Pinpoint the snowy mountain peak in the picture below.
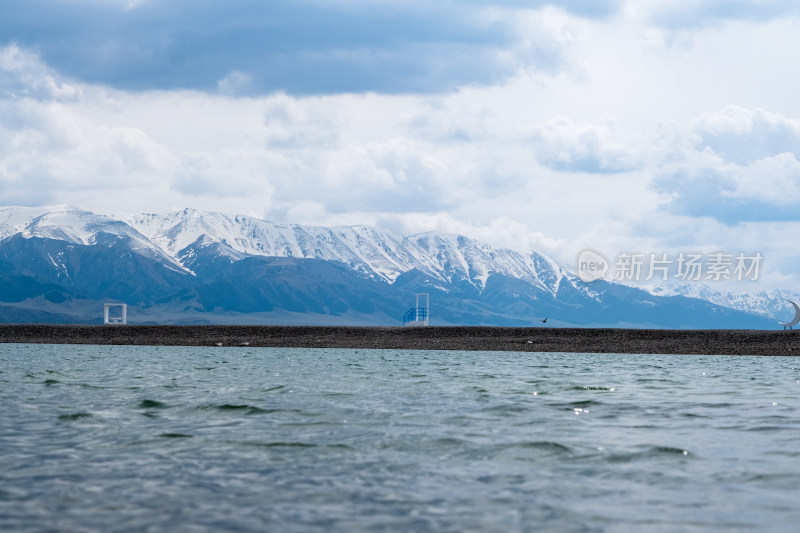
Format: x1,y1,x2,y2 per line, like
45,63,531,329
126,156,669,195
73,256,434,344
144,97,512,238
0,204,80,240
641,282,800,322
0,205,793,327
121,210,416,282
0,205,187,271
3,206,569,293
401,232,561,293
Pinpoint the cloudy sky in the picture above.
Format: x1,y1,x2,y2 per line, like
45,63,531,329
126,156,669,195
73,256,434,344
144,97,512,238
2,0,800,290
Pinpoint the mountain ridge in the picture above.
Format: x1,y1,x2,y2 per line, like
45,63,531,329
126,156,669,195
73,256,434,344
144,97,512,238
0,205,788,328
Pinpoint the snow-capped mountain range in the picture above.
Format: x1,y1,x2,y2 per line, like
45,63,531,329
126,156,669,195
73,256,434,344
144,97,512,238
2,205,566,293
0,205,791,328
643,282,800,323
126,207,569,296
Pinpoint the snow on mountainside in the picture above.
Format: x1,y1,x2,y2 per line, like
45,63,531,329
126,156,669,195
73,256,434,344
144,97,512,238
643,282,800,323
122,208,419,282
121,208,570,291
1,206,793,325
1,206,569,291
2,205,795,327
0,205,185,272
402,233,563,294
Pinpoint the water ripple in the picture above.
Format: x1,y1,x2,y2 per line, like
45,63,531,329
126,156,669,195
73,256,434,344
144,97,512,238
2,344,800,532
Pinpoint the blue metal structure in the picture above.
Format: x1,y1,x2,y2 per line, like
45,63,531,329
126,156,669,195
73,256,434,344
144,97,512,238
403,307,428,325
402,293,429,326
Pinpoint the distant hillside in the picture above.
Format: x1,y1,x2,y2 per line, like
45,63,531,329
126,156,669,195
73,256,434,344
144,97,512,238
0,205,780,328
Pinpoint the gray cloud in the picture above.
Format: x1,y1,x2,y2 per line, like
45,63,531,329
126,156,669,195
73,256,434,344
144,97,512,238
655,108,800,223
269,140,457,215
532,118,640,174
690,107,800,165
0,48,173,206
654,166,800,223
0,0,618,96
644,0,800,28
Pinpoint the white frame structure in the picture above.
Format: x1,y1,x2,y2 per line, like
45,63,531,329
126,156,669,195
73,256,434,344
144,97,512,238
104,303,127,325
416,293,429,326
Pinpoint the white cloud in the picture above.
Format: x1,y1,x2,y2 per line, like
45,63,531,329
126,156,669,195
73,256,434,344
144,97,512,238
216,70,253,96
3,1,800,290
531,117,640,173
654,107,800,223
0,44,80,100
690,106,800,164
728,153,800,204
262,93,343,149
636,0,800,28
0,98,174,205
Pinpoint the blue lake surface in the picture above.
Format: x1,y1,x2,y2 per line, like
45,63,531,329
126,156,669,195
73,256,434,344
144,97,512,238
2,343,800,532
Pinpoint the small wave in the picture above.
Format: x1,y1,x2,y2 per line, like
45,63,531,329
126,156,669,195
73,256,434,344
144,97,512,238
745,425,787,432
482,403,528,414
263,384,287,393
201,404,273,415
510,441,572,454
78,383,108,390
217,404,252,410
421,437,470,448
58,412,92,421
43,379,61,386
697,402,735,409
606,445,690,463
744,472,800,484
281,420,337,427
488,441,574,461
548,399,603,410
159,433,192,438
241,440,348,449
253,441,317,448
443,415,487,426
138,399,168,409
650,446,691,456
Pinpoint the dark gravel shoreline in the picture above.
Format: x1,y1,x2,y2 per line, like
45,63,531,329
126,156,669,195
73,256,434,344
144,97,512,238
1,324,799,355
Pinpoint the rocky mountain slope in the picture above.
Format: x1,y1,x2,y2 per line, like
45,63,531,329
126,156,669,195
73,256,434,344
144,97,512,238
0,205,782,328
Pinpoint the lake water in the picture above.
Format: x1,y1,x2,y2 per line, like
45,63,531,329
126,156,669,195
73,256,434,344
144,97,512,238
2,344,800,532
